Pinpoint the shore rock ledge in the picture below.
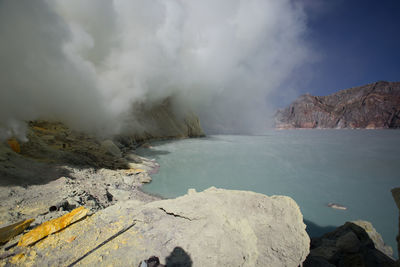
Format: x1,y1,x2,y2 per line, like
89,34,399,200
7,187,310,267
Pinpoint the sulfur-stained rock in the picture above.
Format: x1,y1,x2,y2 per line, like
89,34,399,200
18,206,88,247
7,138,21,153
127,162,152,172
0,218,34,244
6,188,309,267
10,253,25,264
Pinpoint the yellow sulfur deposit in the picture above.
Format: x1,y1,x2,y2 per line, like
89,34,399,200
18,207,89,247
0,218,34,244
7,138,20,153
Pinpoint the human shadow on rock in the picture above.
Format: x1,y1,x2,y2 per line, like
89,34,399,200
138,247,192,267
165,247,192,267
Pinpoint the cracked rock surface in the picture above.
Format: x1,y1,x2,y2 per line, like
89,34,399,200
2,187,310,267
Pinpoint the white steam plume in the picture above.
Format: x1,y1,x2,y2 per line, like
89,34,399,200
0,0,310,138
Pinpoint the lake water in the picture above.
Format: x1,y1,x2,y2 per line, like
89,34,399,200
138,130,400,257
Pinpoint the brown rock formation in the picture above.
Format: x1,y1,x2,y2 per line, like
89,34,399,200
275,81,400,129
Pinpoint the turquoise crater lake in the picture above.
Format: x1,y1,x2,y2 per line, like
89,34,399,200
138,130,400,257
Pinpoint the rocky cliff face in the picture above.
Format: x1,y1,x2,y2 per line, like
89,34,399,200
122,98,205,143
275,81,400,129
0,97,204,189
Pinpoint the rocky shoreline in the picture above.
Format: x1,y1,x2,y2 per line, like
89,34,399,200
0,149,311,266
0,121,399,266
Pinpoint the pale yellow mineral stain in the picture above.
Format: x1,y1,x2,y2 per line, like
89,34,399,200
10,253,25,264
66,235,77,243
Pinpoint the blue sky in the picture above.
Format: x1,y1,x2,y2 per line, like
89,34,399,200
299,0,400,96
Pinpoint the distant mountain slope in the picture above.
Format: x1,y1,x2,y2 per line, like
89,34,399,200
275,81,400,129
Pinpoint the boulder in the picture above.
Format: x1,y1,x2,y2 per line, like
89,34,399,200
7,138,20,153
335,231,360,253
352,220,393,257
6,188,310,267
305,221,396,267
133,187,310,267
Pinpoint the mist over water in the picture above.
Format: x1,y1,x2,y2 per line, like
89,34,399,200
0,0,310,139
138,130,400,257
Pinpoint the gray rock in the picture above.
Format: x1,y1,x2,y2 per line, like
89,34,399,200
123,175,135,185
137,172,152,183
101,140,122,158
107,188,131,201
303,256,335,267
310,245,339,261
6,187,310,267
125,153,143,163
123,97,205,142
336,231,360,253
305,221,396,267
352,220,393,257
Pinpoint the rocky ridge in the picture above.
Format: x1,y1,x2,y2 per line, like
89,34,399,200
275,81,400,129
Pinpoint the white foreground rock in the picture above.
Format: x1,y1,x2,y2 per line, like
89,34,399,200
135,187,310,267
8,187,310,267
